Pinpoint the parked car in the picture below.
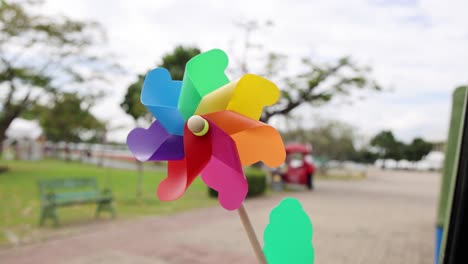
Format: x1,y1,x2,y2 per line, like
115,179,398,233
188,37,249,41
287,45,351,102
281,143,316,190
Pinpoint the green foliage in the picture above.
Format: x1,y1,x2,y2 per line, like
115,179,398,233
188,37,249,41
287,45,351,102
244,167,267,197
283,122,432,163
404,138,433,161
120,74,148,121
351,149,379,164
0,0,115,145
0,159,216,245
371,130,433,161
160,46,201,80
31,93,105,143
208,167,267,198
370,130,402,160
121,45,201,122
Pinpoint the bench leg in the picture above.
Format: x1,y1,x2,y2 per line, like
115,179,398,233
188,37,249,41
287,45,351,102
39,208,46,226
96,201,115,219
40,206,59,227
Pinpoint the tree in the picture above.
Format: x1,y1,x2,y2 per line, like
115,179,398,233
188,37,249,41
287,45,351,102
120,45,201,123
31,93,105,143
0,0,115,152
261,56,381,123
403,138,433,161
120,74,149,122
351,149,379,164
230,20,382,124
370,130,404,160
282,118,359,161
370,131,432,161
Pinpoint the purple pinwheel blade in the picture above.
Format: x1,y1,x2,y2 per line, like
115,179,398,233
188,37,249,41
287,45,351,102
127,120,184,162
149,133,184,161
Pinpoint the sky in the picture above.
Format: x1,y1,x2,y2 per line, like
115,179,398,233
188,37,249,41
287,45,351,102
41,0,468,144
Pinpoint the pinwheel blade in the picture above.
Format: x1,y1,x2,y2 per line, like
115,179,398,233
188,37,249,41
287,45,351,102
196,74,280,120
156,124,212,201
157,159,189,201
201,121,248,211
141,68,185,135
127,120,184,162
203,111,285,167
178,49,230,121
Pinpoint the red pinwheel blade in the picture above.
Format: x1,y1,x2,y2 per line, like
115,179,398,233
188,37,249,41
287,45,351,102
201,121,248,211
157,124,212,201
157,159,188,201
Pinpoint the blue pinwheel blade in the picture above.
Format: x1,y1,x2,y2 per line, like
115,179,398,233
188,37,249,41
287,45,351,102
141,68,185,136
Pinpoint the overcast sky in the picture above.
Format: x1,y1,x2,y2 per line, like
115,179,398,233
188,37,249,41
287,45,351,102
42,0,468,144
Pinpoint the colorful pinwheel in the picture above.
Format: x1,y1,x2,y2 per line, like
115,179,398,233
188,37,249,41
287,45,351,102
127,49,285,211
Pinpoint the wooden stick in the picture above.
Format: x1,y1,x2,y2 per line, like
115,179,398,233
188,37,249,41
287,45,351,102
237,203,267,264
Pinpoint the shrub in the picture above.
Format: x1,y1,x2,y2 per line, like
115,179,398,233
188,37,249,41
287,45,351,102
0,166,8,174
208,167,267,198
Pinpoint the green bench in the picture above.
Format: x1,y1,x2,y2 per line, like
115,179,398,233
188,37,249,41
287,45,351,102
38,178,115,226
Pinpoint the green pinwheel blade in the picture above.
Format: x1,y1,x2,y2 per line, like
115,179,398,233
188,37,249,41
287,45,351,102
178,49,230,121
263,198,314,264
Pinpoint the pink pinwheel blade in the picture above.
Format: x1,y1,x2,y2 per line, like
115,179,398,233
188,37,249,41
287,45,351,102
201,122,248,211
127,120,184,162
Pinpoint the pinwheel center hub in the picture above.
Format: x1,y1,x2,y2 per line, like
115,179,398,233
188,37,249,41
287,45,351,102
187,115,209,136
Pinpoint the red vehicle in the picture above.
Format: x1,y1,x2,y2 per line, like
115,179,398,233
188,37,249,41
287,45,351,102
282,143,315,190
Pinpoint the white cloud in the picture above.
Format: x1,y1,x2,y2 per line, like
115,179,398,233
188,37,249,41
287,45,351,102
41,0,468,143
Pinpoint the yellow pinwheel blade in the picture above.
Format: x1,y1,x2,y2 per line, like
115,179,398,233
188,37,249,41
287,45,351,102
195,74,280,120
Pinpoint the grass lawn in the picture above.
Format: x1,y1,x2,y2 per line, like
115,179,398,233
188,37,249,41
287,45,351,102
0,159,217,245
316,173,366,181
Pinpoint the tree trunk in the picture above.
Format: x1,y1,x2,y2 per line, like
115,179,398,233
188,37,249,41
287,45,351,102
0,133,5,156
0,91,30,156
0,112,18,156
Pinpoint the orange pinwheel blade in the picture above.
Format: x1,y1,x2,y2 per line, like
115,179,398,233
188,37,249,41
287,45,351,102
203,111,285,167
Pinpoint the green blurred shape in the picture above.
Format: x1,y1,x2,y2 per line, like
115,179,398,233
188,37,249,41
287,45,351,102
437,86,468,226
437,86,467,263
177,49,230,120
264,197,314,264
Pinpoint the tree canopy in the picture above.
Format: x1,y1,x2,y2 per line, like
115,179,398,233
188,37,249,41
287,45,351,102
28,93,105,143
283,125,433,163
370,130,402,160
0,0,116,146
403,138,434,162
371,130,433,161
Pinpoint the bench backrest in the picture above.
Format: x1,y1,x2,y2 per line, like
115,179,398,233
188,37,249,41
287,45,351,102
38,178,99,198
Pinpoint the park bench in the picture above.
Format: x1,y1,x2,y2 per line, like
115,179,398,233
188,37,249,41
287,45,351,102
38,178,115,226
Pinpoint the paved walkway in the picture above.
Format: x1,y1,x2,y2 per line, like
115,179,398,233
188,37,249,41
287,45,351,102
0,169,439,264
